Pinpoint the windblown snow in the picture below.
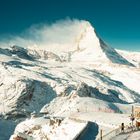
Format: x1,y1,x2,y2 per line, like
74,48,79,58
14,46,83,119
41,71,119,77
0,20,140,140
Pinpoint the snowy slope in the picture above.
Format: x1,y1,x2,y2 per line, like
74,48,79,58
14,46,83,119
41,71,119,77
0,20,140,140
117,49,140,67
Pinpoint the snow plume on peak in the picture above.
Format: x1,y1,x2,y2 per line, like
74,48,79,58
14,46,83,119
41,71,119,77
0,19,134,66
1,19,88,49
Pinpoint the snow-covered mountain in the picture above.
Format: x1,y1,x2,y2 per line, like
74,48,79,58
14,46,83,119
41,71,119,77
23,21,134,66
0,20,140,140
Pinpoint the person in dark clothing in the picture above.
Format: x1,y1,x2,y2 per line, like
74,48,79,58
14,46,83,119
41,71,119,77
121,123,124,132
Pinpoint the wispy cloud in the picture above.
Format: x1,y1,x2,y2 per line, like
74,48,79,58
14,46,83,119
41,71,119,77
0,18,88,49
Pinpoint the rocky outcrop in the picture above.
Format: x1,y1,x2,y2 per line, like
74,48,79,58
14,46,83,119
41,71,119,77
10,45,34,61
0,77,56,118
28,49,61,61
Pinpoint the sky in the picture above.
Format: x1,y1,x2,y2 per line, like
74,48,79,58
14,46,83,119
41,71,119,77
0,0,140,51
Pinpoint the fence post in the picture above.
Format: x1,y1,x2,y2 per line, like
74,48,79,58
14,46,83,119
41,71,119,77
100,129,103,140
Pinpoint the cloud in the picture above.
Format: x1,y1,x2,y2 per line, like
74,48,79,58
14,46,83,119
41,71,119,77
0,18,88,49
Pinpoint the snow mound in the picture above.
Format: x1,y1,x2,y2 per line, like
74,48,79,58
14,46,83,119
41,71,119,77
10,117,97,140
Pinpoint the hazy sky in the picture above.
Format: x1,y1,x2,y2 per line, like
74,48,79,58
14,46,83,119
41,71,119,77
0,0,140,51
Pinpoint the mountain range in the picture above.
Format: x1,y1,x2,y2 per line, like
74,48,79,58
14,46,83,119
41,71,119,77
0,20,140,140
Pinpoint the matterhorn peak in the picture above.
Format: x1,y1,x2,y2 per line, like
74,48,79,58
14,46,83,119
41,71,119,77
60,20,131,66
5,20,133,66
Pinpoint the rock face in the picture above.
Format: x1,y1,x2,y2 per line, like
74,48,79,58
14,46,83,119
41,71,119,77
0,72,56,118
10,45,34,61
